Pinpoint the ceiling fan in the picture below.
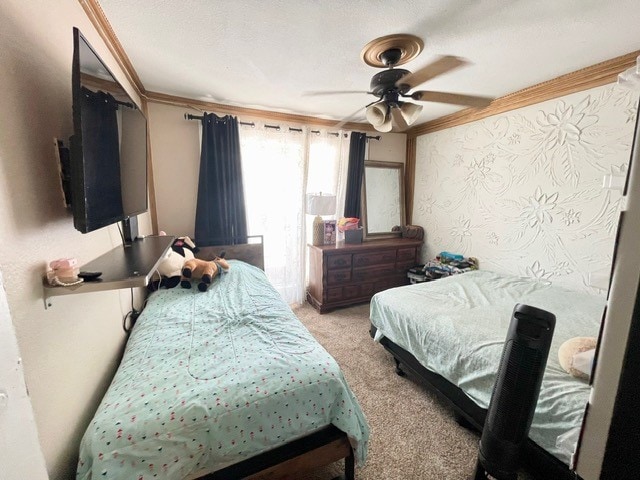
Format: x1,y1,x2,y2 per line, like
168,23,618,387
307,34,494,132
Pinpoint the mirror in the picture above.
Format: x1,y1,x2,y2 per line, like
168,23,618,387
361,161,405,240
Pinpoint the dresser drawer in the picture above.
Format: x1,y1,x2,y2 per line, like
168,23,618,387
327,268,351,285
397,247,417,262
353,250,396,267
326,287,343,301
360,282,375,297
327,254,352,269
374,275,408,293
343,285,360,299
352,264,396,282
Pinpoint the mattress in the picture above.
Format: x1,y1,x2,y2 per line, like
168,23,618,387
370,270,604,464
77,260,369,480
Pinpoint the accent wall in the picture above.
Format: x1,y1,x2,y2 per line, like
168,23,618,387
413,84,638,294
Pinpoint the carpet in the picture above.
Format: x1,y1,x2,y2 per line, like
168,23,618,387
291,302,536,480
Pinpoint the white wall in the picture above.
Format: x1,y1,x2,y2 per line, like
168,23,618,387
0,271,47,479
0,1,151,478
412,84,637,293
147,101,406,237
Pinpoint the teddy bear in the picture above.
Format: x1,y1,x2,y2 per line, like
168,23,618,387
180,254,230,292
148,236,199,291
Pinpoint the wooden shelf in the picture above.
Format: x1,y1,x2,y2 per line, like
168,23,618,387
43,235,174,308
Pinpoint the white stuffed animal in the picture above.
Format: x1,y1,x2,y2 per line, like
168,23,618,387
149,236,199,290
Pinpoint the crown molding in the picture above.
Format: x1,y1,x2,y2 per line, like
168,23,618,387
79,0,146,98
145,91,376,131
407,50,640,138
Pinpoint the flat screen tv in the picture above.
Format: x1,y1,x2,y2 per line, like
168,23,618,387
70,27,148,234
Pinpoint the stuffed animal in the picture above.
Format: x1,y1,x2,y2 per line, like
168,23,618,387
148,236,199,291
181,254,230,292
558,336,597,380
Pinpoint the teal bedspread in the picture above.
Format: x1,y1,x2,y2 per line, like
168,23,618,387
370,270,604,465
77,260,368,480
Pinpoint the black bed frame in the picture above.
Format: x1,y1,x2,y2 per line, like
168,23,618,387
370,325,579,480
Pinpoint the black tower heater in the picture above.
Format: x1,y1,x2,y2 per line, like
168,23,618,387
473,303,556,480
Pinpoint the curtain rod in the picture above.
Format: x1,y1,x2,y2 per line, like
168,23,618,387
184,113,254,127
310,130,349,138
116,99,136,110
183,113,377,139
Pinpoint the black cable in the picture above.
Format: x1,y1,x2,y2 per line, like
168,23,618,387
122,310,133,333
122,288,140,334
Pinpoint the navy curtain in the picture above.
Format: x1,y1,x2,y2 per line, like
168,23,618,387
344,132,367,218
194,113,248,246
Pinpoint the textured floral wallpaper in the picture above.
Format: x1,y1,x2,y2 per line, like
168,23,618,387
414,84,638,294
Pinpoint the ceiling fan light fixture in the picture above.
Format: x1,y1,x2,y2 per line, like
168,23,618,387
365,102,388,127
373,113,393,133
399,102,423,125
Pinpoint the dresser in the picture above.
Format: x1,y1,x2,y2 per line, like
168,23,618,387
307,238,422,313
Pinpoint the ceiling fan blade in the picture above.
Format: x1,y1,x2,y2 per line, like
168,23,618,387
333,106,366,130
411,90,494,108
390,107,409,132
395,55,469,90
302,90,372,96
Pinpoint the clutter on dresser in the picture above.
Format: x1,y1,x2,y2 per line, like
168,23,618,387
338,217,362,244
401,224,425,240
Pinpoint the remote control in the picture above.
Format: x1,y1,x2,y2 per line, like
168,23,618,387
78,271,102,280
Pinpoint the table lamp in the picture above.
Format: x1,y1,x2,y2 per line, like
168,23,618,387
306,193,336,246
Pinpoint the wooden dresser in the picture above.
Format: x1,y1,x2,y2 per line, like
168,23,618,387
307,238,422,313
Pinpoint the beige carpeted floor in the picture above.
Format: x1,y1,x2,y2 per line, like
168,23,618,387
291,302,535,480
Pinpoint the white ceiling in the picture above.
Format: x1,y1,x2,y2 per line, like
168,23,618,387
98,0,640,126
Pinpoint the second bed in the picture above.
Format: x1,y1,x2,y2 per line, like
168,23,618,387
370,269,604,478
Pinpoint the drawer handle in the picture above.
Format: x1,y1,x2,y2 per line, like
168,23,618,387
335,273,347,281
335,259,346,266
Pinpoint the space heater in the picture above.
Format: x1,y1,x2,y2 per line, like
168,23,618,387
473,303,556,480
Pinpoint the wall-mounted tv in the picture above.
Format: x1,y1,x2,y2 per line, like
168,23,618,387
70,27,147,234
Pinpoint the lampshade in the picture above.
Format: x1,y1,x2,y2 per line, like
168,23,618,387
306,193,336,216
399,102,423,125
373,113,393,132
365,102,388,127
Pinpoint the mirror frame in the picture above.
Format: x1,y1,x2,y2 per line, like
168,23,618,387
361,160,406,240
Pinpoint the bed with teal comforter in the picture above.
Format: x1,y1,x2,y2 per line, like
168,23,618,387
77,260,369,480
370,270,604,466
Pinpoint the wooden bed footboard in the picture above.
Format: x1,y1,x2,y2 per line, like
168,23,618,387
199,425,354,480
370,324,575,480
196,235,265,271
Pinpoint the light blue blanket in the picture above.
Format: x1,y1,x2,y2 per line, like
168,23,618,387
370,270,603,464
77,260,369,479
